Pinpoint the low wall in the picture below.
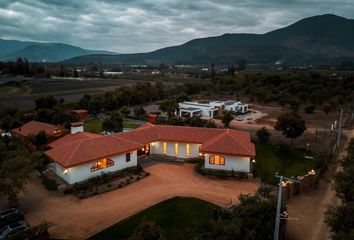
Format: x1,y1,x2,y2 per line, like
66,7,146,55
282,172,317,201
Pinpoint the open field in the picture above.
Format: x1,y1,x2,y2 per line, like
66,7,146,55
0,77,146,109
89,197,217,240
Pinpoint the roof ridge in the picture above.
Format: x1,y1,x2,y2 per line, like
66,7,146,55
111,135,142,146
65,140,84,166
227,131,253,154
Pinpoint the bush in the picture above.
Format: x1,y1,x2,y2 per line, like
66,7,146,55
304,105,316,114
256,127,271,143
41,177,58,191
63,188,73,195
185,158,204,164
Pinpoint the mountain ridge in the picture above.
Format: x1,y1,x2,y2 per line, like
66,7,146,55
0,39,118,62
66,14,354,66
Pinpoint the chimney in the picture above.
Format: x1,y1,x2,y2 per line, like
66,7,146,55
70,122,84,134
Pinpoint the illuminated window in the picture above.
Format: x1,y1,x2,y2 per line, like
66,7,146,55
126,153,131,162
209,155,225,165
186,144,190,156
90,158,114,172
174,143,179,155
163,142,167,155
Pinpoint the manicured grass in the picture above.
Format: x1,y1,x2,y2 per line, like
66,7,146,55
84,119,103,133
88,197,218,240
123,122,140,129
255,143,315,185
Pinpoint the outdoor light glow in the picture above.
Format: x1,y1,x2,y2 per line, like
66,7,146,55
63,168,68,174
308,169,316,175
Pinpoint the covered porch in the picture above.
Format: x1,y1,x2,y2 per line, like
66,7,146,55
178,107,202,118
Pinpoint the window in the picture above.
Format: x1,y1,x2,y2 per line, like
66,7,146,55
90,158,114,172
174,143,178,155
163,142,167,155
126,153,131,162
209,155,225,165
186,144,190,156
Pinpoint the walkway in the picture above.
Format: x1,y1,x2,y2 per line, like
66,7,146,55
18,163,259,239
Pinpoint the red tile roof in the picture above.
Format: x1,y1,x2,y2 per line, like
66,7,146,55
70,109,88,114
46,122,255,168
46,135,142,168
200,129,255,157
49,132,102,149
71,122,84,127
12,120,61,137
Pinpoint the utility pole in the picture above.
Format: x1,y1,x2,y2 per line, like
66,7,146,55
274,174,300,240
337,108,343,148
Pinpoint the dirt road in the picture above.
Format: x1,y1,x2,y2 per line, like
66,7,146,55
286,128,354,240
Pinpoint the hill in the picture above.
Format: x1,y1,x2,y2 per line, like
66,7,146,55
0,39,117,62
67,14,354,66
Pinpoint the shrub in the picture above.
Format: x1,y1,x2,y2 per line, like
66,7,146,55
41,177,58,191
304,105,316,114
256,127,271,143
63,188,73,194
185,158,204,164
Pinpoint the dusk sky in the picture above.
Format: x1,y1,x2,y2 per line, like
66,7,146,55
0,0,353,53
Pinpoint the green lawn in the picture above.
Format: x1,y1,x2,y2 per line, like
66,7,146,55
88,197,218,240
123,122,140,129
255,143,315,185
84,119,103,133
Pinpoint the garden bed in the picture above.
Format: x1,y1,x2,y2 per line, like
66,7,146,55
64,166,150,199
187,158,250,180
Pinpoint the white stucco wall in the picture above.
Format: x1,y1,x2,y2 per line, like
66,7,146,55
55,151,138,184
150,141,200,158
204,153,251,172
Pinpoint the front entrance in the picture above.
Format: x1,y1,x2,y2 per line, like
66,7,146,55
137,144,150,157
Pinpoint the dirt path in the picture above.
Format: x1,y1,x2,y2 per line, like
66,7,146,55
286,128,354,240
15,163,258,240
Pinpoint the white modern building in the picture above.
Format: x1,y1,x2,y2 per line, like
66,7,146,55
178,100,248,118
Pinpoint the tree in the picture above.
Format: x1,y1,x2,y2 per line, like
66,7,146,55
120,106,131,118
102,111,123,133
134,107,148,120
274,112,306,144
35,95,58,109
29,131,48,147
131,220,165,240
222,111,234,127
206,120,217,128
0,153,34,205
73,68,79,78
325,139,354,239
159,99,178,117
211,63,216,83
228,64,236,77
188,116,204,127
256,127,271,143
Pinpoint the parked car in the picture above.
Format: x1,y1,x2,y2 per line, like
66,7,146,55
0,208,24,229
236,116,244,121
0,221,29,239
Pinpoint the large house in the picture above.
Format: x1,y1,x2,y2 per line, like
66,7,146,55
45,123,255,184
178,100,249,118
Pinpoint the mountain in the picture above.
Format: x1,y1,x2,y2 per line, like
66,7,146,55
0,39,117,62
67,14,354,66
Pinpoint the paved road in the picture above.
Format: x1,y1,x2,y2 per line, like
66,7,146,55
18,163,258,239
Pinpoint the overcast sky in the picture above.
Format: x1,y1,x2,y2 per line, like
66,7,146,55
0,0,353,53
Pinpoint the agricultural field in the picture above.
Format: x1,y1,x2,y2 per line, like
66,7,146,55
0,77,146,109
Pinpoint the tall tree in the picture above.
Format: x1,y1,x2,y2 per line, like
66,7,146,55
274,112,306,144
222,111,234,127
102,111,123,133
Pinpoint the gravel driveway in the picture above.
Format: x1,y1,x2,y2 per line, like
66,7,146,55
18,163,259,239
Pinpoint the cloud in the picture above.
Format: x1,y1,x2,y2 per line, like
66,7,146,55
0,0,353,53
